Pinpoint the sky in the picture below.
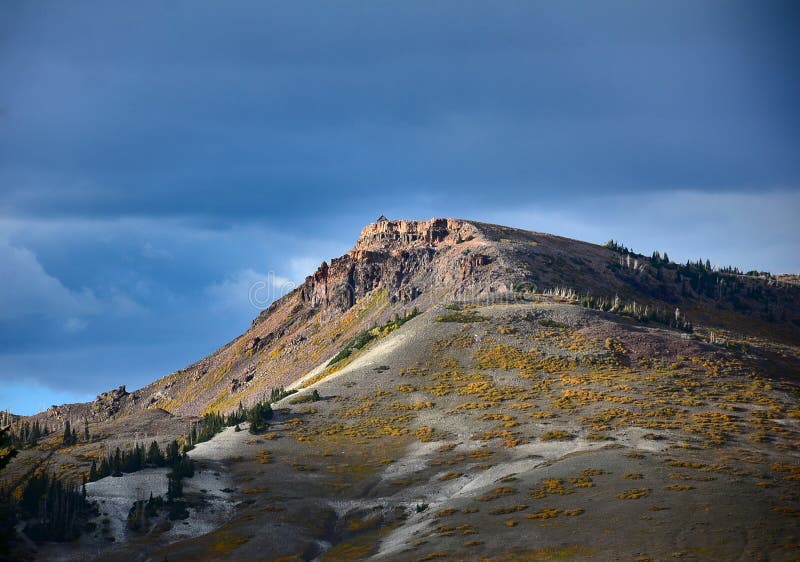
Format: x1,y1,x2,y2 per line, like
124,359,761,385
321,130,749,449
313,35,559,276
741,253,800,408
1,1,798,415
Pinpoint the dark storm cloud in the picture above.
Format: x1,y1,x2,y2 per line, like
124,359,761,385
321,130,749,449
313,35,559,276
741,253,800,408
0,1,798,413
2,1,798,223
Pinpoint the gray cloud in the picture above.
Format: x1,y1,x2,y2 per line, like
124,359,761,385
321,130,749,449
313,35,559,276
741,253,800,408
0,238,100,321
0,1,798,414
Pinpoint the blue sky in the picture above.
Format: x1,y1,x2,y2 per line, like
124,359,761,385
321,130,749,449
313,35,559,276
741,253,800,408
1,1,798,414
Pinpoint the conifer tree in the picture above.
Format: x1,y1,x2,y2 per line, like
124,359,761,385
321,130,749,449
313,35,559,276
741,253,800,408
147,440,164,466
62,421,72,446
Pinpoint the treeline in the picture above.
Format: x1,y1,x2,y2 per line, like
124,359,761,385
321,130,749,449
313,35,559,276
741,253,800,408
578,293,693,332
604,239,637,256
88,439,184,481
605,240,788,322
121,393,291,534
4,417,94,450
17,472,95,542
13,444,194,545
61,419,90,446
608,239,777,281
3,387,294,551
6,419,51,449
543,287,692,332
187,394,284,443
86,389,291,485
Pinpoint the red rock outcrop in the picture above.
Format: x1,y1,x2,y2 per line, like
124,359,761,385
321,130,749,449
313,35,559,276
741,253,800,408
297,218,498,318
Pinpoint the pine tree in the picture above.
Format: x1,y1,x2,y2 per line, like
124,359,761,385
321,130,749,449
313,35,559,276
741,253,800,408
147,441,164,466
83,418,89,442
167,473,182,500
62,421,72,446
0,425,18,472
113,447,122,476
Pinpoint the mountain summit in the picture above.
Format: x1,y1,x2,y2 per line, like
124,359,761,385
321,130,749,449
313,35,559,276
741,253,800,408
71,217,797,419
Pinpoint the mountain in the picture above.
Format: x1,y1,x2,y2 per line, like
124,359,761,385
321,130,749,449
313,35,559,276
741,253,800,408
3,218,800,561
37,218,800,423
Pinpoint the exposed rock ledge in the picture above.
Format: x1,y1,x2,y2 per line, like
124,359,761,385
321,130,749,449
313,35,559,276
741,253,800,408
353,218,479,250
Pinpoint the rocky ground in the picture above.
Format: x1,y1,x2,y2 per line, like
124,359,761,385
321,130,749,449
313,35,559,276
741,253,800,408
83,300,800,561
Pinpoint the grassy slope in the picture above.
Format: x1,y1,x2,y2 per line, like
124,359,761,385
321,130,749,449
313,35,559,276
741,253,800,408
141,300,800,561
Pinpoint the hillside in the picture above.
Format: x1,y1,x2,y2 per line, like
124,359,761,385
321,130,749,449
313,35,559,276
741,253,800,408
2,218,800,561
32,218,800,424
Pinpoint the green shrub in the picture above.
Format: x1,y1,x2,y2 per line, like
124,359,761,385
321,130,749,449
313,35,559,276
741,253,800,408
540,430,573,441
436,311,486,323
289,389,321,404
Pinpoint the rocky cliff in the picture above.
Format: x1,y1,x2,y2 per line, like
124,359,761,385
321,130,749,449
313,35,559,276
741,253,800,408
293,218,504,319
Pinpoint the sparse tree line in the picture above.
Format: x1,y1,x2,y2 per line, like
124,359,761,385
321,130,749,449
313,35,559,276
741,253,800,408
2,414,95,450
607,239,783,283
544,287,693,332
0,387,294,550
578,293,693,332
605,240,790,322
85,390,287,485
0,440,194,549
87,439,185,481
61,418,90,446
14,471,95,543
187,391,288,442
5,417,51,449
1,424,94,546
119,392,292,535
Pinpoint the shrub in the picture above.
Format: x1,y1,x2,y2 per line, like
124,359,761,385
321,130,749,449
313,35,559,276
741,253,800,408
436,311,486,323
616,488,650,500
289,389,320,404
540,430,573,441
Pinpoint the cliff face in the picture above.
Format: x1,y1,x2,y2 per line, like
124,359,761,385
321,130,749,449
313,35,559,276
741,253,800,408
105,218,511,416
295,218,506,319
353,218,476,249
